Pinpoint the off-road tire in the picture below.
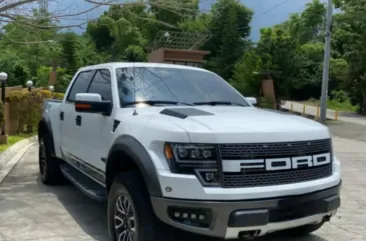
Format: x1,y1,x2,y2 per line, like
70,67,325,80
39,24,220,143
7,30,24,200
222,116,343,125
39,134,64,185
108,171,184,241
282,222,324,237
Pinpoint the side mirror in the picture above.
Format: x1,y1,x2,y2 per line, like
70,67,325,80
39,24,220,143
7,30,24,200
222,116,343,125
75,93,112,116
245,97,257,106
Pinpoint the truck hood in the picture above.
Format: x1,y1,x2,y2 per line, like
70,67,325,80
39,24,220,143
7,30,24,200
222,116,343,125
125,106,331,143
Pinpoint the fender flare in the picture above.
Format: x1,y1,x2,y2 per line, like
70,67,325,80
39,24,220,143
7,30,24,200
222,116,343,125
38,117,56,157
107,135,163,197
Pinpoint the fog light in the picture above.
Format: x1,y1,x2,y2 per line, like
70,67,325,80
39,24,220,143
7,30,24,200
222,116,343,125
195,169,220,187
168,207,212,228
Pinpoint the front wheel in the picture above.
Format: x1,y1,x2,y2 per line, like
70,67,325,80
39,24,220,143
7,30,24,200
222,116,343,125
107,171,179,241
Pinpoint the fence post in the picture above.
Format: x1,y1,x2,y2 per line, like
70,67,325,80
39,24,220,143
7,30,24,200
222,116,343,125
302,104,306,115
315,106,320,120
290,103,293,111
335,109,338,120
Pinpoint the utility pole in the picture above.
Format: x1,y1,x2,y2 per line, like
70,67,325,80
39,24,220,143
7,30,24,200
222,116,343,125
319,0,333,123
38,0,48,16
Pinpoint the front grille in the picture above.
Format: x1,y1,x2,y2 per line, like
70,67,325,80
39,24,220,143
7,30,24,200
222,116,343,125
222,164,332,188
219,139,332,188
219,139,331,160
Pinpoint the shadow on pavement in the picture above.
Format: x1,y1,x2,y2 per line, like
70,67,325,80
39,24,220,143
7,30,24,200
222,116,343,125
35,176,110,241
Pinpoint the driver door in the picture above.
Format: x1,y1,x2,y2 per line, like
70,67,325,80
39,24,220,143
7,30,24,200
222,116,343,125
60,70,95,164
75,68,115,183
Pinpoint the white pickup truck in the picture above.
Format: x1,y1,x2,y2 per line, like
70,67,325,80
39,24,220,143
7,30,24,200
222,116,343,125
38,62,341,241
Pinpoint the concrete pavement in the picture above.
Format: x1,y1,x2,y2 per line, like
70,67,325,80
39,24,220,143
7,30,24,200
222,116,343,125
0,136,365,241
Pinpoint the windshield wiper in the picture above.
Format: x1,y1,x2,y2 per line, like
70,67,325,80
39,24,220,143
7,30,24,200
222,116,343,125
193,101,246,106
122,100,194,107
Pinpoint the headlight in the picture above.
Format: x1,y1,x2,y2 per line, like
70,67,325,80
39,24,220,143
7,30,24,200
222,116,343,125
164,143,221,187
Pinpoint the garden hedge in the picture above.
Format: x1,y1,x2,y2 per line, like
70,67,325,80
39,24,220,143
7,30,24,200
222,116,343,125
7,89,64,133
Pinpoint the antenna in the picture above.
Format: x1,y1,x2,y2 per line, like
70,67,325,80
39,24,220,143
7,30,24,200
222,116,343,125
132,62,138,116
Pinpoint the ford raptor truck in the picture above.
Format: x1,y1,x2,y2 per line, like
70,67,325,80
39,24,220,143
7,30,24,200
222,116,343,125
38,62,341,241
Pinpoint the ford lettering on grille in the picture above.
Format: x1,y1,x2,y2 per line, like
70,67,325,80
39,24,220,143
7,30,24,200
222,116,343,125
265,153,331,171
222,153,331,172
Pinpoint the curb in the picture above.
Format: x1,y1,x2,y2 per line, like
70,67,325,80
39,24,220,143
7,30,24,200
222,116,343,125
0,135,38,184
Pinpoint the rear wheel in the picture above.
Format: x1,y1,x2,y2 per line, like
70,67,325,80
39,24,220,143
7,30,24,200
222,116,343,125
39,135,64,185
282,222,324,237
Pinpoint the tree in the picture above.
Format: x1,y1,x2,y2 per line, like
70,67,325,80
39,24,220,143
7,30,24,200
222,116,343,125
149,0,199,29
0,10,62,81
0,50,29,86
86,16,116,53
256,27,301,99
75,36,106,67
60,33,78,75
123,45,147,62
231,50,263,97
331,0,366,113
200,0,253,80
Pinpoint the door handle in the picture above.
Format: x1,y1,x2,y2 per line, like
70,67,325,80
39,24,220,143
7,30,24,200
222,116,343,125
59,111,64,121
75,115,82,126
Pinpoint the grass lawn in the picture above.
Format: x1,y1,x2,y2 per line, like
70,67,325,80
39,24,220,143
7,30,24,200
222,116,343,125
0,133,36,153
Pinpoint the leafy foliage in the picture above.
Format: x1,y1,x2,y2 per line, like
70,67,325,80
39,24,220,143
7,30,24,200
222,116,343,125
231,50,262,97
7,89,64,133
2,0,366,115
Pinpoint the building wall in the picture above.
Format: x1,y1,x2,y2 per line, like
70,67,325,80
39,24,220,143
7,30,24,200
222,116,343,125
148,48,210,66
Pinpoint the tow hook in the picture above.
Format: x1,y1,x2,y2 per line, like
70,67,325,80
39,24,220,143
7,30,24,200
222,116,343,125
323,214,332,222
239,230,260,240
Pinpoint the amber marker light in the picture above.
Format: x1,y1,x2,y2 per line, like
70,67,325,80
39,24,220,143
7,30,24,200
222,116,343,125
76,103,91,109
164,143,174,160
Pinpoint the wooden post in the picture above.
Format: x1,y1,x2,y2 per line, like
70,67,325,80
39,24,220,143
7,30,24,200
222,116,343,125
302,105,306,115
290,103,293,111
335,109,338,120
316,106,320,120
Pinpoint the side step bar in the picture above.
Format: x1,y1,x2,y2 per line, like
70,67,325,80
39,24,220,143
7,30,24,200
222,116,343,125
60,163,107,202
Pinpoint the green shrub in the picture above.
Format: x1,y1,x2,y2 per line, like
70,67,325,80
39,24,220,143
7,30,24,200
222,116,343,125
328,90,359,113
7,89,64,133
258,97,275,109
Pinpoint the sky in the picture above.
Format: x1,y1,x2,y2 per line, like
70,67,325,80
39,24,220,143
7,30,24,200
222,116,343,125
49,0,325,41
242,0,323,41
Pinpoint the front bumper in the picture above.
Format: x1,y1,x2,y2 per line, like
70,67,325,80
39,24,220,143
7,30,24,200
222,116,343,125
151,181,341,239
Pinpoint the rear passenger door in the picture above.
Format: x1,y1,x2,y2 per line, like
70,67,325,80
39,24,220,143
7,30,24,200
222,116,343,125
77,68,115,182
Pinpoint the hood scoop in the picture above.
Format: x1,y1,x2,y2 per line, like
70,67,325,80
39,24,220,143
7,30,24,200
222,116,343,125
160,108,214,119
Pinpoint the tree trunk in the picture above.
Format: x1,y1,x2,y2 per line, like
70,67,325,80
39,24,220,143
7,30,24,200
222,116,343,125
48,64,58,86
361,93,366,115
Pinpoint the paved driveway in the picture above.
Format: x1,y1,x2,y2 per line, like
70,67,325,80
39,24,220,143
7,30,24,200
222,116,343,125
0,134,365,241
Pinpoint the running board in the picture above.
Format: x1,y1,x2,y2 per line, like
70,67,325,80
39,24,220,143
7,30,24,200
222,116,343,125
60,164,107,202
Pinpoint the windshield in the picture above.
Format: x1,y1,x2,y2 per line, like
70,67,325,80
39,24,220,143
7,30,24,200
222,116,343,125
115,67,249,107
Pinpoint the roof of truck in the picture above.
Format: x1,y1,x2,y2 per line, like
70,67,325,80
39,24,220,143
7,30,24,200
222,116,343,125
78,62,211,73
